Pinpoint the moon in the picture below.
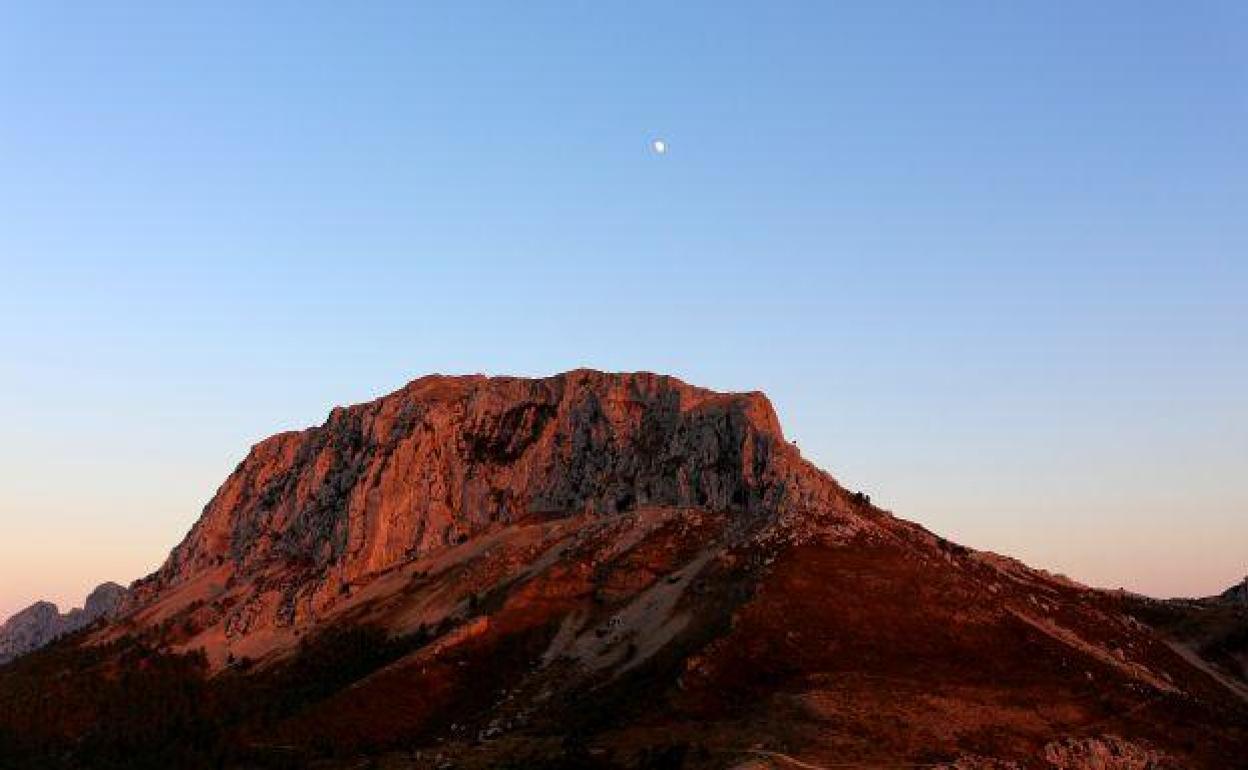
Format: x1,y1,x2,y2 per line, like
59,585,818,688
651,139,667,155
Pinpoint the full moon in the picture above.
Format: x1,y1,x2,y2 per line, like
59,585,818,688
651,139,667,155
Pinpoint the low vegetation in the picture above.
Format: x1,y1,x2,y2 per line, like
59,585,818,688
0,625,428,769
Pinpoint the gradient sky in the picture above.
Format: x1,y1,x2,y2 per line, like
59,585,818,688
1,2,1245,621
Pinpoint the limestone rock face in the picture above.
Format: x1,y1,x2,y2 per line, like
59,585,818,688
127,370,838,623
0,603,61,664
0,582,127,664
80,582,127,621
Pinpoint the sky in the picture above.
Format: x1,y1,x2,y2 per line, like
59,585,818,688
0,1,1245,621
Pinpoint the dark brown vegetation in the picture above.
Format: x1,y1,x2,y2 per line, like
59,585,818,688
0,625,436,769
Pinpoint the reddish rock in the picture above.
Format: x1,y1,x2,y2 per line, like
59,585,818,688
125,370,839,639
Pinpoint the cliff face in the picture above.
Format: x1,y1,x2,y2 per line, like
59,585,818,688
128,370,838,625
0,583,126,665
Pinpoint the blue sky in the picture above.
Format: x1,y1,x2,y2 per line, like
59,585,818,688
1,2,1245,618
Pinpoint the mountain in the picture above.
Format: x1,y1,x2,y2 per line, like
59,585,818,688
1,371,1245,769
115,369,808,668
0,582,127,665
1223,578,1248,605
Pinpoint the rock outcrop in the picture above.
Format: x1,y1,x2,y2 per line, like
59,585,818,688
0,582,127,665
125,370,838,636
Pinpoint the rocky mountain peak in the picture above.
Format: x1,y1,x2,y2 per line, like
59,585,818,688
112,370,851,657
0,583,128,665
131,371,822,604
82,582,127,617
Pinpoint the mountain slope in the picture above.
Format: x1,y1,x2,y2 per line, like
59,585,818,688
2,371,1245,769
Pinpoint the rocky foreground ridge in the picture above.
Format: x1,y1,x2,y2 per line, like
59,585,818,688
0,582,126,665
2,371,1245,769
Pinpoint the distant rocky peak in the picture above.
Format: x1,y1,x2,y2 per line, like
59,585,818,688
0,582,129,665
83,582,127,616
